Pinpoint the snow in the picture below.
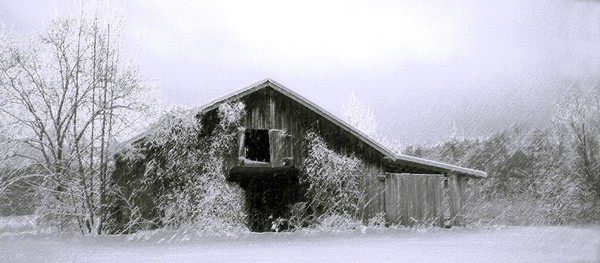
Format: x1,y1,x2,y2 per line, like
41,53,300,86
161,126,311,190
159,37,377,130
1,226,599,262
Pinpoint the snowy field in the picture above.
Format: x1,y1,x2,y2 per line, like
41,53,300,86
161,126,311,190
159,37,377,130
0,217,599,263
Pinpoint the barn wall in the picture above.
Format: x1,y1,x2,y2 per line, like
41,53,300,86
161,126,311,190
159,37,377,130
384,173,444,226
447,175,469,226
221,87,387,219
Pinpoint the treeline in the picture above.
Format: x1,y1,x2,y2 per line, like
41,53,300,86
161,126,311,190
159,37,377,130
403,87,600,225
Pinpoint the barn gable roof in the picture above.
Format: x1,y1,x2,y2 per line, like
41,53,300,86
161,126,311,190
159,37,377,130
199,79,487,178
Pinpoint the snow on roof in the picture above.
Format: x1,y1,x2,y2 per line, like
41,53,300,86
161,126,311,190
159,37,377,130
393,154,487,177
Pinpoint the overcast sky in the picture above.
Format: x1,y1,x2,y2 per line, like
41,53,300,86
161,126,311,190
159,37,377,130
2,0,599,145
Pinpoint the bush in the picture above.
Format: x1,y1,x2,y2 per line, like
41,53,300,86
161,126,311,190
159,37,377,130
367,212,386,228
271,202,310,231
301,131,366,217
465,196,549,226
314,213,363,231
270,131,369,231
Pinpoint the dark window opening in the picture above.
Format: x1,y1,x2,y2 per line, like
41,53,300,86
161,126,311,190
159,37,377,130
245,129,270,162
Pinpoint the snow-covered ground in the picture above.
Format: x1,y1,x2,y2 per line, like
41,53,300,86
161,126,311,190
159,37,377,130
0,218,598,263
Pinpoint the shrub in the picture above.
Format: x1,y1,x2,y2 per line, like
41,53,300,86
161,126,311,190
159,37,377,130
273,131,368,230
271,202,310,231
315,213,363,231
367,212,386,228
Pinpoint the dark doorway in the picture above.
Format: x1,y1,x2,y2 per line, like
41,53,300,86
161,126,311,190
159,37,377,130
228,167,299,232
244,129,270,162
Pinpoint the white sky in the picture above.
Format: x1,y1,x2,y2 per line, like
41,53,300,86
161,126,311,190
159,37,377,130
2,0,599,145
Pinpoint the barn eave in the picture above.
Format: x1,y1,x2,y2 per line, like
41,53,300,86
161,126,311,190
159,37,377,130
385,154,487,178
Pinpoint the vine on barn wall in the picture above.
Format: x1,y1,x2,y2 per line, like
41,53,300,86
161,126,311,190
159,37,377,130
107,102,247,233
281,130,369,230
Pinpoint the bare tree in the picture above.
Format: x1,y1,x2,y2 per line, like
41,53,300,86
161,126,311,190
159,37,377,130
555,87,600,200
343,92,378,138
0,9,152,234
342,92,403,153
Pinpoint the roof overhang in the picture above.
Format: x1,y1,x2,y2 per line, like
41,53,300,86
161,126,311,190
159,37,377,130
385,154,487,178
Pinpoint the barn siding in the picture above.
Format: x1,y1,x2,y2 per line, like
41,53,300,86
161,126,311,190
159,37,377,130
224,88,388,219
238,89,386,164
384,173,444,226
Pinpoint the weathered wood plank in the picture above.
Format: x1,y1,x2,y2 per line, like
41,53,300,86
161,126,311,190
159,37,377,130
435,176,443,227
410,176,417,225
269,96,275,128
397,175,404,225
456,176,468,226
383,173,446,227
418,176,427,222
436,176,444,227
425,177,434,222
237,128,245,166
384,173,394,223
269,129,283,167
408,176,416,224
448,175,461,226
378,173,386,214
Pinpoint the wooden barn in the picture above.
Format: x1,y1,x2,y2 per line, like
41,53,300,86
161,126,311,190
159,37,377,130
114,79,486,232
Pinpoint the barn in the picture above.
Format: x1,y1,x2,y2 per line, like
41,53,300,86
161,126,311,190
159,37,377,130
112,79,486,232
